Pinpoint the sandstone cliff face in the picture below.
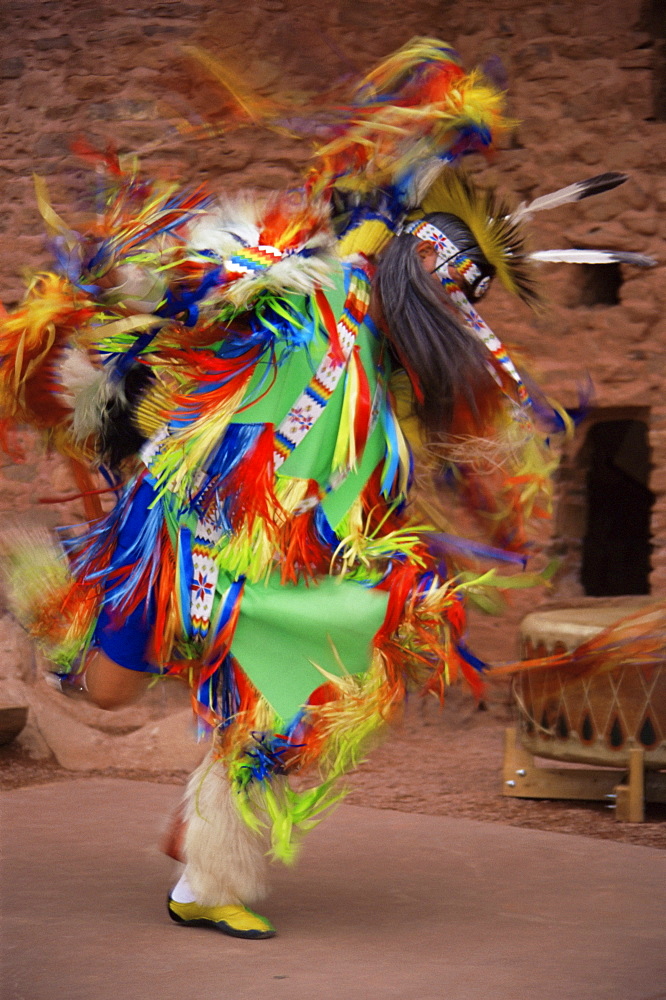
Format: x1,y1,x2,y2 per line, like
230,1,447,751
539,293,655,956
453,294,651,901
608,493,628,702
0,1,664,763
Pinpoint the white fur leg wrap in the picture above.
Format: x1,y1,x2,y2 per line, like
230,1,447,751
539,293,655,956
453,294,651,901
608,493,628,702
182,751,270,907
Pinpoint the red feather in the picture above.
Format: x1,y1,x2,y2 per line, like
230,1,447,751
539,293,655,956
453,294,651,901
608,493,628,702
315,287,345,366
222,424,279,535
278,481,330,584
351,344,372,460
148,522,177,666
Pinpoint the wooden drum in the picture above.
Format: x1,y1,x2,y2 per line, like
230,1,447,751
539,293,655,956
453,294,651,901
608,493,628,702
516,604,666,769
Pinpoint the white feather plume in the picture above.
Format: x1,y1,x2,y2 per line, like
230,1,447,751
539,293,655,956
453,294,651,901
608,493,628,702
187,195,263,256
408,157,447,207
530,249,657,267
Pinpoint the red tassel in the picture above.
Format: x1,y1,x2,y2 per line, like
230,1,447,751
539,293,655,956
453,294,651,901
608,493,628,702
279,482,329,584
67,458,104,521
164,343,262,387
404,60,465,106
156,346,262,438
315,287,345,366
71,138,123,176
458,654,485,700
148,522,176,666
351,344,372,460
373,561,420,646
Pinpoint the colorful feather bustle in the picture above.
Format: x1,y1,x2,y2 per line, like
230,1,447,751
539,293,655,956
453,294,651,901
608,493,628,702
0,274,99,461
3,527,99,673
307,38,510,200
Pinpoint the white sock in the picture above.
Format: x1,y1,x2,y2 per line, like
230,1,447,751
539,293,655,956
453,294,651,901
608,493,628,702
170,870,197,904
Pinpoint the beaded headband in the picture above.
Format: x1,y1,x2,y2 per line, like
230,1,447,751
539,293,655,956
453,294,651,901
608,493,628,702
403,218,494,301
403,219,481,279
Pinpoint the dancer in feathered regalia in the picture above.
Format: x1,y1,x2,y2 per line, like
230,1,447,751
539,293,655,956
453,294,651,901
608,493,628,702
0,39,653,938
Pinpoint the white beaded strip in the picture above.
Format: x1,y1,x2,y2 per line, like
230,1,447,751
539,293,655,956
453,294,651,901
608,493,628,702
402,219,482,282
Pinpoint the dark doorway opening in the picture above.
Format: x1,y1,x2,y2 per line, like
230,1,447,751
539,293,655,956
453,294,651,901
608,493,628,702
576,263,623,306
581,419,654,596
638,0,666,120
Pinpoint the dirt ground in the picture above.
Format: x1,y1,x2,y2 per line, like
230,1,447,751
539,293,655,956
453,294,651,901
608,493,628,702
345,686,666,850
3,676,665,851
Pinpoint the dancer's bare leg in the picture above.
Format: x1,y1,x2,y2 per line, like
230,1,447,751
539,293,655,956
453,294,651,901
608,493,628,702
84,648,151,710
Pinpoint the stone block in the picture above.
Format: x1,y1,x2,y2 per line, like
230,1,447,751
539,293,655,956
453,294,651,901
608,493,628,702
141,23,182,37
86,102,118,122
33,35,74,51
0,57,25,79
44,104,81,122
569,221,649,253
33,132,72,158
557,38,603,60
544,5,576,35
622,300,662,329
0,208,17,235
512,40,553,73
66,75,117,101
647,470,666,495
570,138,606,168
17,71,64,109
620,178,653,213
619,50,653,71
606,138,653,171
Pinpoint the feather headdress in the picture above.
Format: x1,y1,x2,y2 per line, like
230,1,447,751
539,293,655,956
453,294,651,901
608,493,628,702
512,172,628,224
407,170,656,307
416,171,538,306
530,249,656,267
517,173,658,271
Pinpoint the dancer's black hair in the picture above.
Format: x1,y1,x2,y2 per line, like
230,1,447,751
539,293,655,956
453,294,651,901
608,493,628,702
374,212,496,435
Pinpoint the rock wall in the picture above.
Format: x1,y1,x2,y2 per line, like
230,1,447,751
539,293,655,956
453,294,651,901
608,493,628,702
0,0,665,762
